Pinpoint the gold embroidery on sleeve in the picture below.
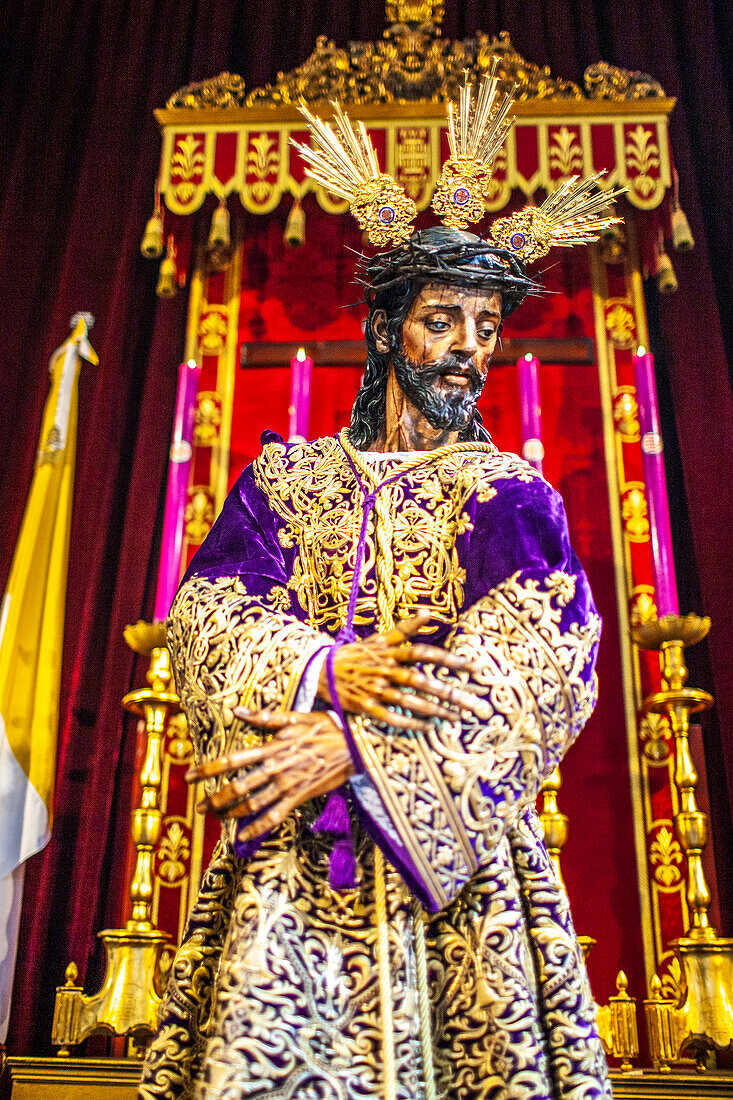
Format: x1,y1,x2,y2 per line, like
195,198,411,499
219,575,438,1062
348,570,600,904
167,575,332,775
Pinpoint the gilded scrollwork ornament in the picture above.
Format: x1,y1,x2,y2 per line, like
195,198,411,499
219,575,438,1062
584,60,666,100
166,8,589,111
490,173,625,263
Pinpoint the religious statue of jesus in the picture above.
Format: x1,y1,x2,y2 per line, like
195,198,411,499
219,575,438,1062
140,81,621,1099
138,223,609,1100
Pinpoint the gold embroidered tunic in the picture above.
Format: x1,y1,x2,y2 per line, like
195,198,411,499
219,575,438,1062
139,434,609,1100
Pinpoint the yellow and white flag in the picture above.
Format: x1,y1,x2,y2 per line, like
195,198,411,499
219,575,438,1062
0,314,97,1040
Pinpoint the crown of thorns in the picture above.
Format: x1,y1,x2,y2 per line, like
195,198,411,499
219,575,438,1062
357,235,540,315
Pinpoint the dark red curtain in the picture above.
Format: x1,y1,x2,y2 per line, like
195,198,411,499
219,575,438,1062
1,0,731,1056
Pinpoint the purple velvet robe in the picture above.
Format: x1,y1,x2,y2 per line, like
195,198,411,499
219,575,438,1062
140,431,610,1100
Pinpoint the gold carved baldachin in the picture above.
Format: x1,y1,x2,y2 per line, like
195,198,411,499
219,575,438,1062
167,0,667,111
169,0,680,113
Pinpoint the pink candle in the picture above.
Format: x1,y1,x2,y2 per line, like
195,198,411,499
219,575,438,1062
517,353,544,475
632,346,679,618
154,359,202,621
288,347,313,441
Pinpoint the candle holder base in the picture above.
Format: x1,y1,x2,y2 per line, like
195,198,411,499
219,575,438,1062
634,613,732,1061
644,936,733,1070
51,621,178,1051
673,934,733,1051
51,928,169,1049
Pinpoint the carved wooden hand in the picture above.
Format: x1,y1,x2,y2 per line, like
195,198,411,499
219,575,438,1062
186,613,489,838
187,710,353,839
317,611,488,731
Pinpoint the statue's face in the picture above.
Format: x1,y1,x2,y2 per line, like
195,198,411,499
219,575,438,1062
392,282,502,432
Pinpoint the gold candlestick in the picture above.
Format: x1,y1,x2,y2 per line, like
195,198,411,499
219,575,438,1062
52,622,176,1049
539,766,568,887
538,771,639,1069
634,614,733,1058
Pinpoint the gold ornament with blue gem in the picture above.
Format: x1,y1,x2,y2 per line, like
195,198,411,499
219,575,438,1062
292,102,418,247
431,63,516,230
490,173,625,262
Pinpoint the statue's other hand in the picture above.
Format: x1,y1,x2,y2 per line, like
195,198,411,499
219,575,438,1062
185,710,353,841
317,611,489,731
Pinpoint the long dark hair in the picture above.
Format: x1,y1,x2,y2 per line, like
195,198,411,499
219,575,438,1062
348,278,492,447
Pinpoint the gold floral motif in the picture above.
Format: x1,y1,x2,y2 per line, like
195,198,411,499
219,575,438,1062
194,391,222,447
605,300,636,349
139,842,239,1096
158,820,191,885
431,71,515,230
184,27,583,109
246,134,279,202
185,487,215,543
142,440,610,1098
171,134,204,203
165,18,669,113
167,575,331,778
629,584,657,627
625,125,660,199
660,955,683,1002
613,387,640,439
491,172,624,264
549,126,583,177
431,158,487,230
351,175,417,246
197,308,228,355
142,801,609,1098
621,484,649,542
292,102,418,246
640,712,670,763
351,571,600,904
263,584,291,612
650,825,683,887
166,712,194,762
385,0,444,23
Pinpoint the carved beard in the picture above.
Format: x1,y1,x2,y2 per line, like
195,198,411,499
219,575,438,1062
392,343,486,432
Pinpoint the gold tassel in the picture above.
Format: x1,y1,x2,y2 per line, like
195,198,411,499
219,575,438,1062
656,243,678,295
207,198,232,269
156,235,177,299
140,204,164,258
284,197,305,247
671,204,694,251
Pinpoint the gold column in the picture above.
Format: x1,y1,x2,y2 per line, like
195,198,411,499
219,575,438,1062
634,614,733,1059
52,623,177,1049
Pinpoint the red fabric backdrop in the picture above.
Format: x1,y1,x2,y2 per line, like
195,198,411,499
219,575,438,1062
1,0,732,1056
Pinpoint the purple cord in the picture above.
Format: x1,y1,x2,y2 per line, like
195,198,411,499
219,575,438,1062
314,441,431,891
